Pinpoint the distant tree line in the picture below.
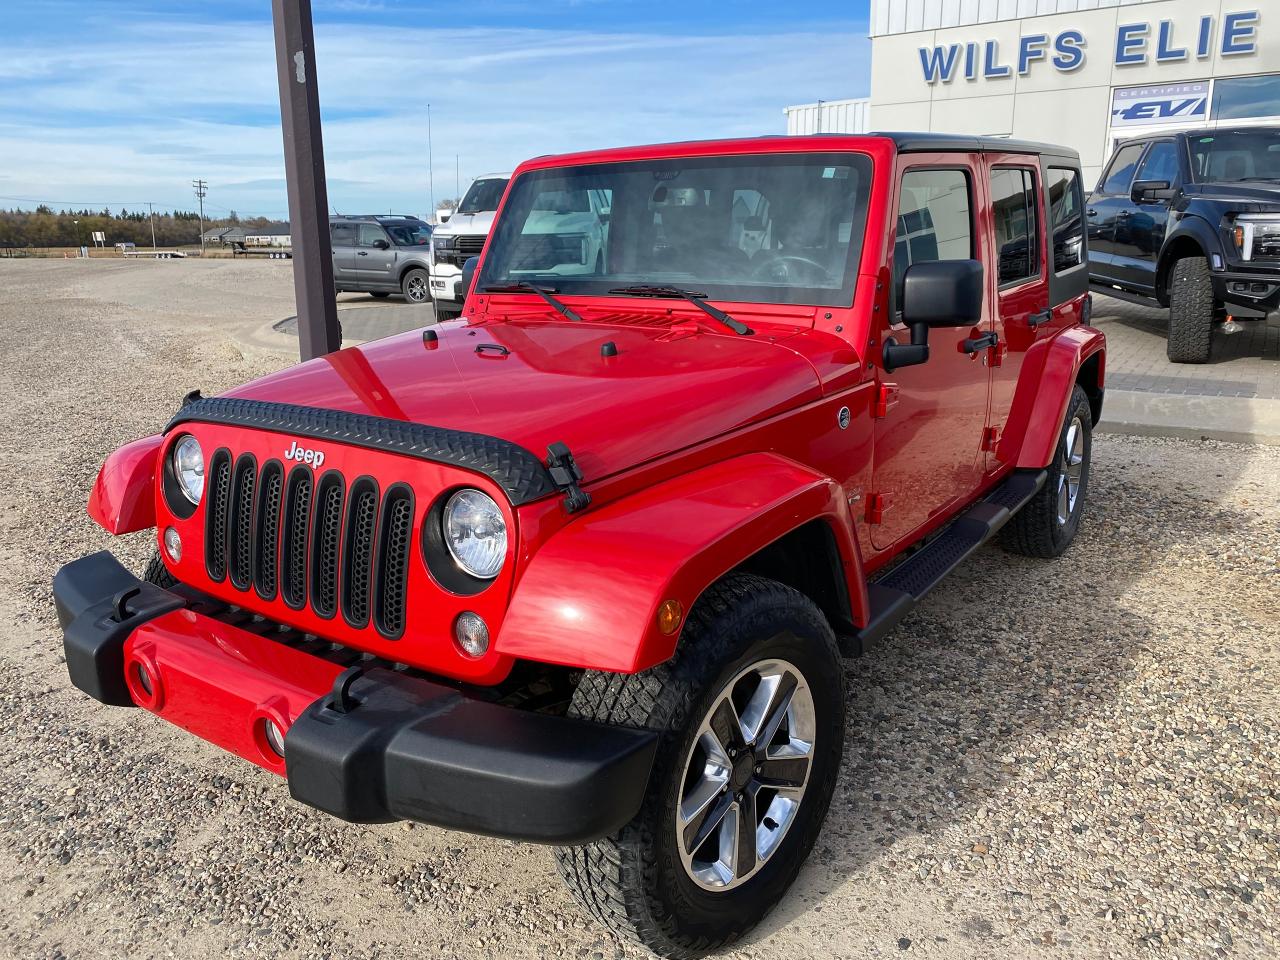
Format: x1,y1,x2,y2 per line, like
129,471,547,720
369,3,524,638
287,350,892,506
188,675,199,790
0,206,280,249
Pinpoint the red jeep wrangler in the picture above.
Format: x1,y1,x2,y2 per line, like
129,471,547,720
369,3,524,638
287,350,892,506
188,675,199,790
55,134,1104,958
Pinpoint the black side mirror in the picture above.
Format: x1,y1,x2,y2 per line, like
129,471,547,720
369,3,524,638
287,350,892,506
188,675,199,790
1131,179,1174,202
883,259,984,372
372,238,390,250
461,256,480,299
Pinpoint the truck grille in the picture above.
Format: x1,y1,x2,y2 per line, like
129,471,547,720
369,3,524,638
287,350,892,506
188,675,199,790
204,453,411,639
456,235,486,256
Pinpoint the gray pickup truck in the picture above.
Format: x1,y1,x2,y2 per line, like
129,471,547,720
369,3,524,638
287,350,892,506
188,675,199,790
330,215,434,303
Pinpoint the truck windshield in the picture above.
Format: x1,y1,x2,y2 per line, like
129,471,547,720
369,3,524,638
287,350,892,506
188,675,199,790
458,178,510,214
1189,129,1280,182
477,153,873,307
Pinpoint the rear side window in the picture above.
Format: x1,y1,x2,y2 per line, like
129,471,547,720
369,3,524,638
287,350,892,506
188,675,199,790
331,222,357,245
990,167,1040,287
894,169,973,304
1138,141,1179,184
1047,168,1085,272
1100,144,1144,195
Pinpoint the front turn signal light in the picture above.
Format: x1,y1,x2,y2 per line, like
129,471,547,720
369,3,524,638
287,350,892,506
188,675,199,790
657,599,684,636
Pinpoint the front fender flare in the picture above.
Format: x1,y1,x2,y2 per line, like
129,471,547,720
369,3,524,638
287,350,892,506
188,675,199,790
87,434,162,534
495,452,865,674
1012,326,1106,469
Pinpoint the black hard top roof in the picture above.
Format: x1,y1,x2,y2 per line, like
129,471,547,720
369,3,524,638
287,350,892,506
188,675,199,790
872,131,1079,161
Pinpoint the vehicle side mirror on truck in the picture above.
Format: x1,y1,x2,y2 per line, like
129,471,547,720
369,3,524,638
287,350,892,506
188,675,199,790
461,256,480,299
1131,179,1174,203
883,259,985,372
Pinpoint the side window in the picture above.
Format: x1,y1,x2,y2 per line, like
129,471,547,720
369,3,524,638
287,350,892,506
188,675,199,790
358,223,387,246
1137,141,1179,185
1099,144,1145,195
990,167,1040,287
1047,167,1085,272
331,222,357,246
895,168,973,305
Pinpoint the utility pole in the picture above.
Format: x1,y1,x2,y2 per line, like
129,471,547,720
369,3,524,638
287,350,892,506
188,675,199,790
147,202,157,251
193,179,207,253
272,0,340,360
427,103,435,222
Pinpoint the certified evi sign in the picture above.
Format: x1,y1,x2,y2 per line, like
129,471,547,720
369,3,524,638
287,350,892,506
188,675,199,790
918,10,1259,84
1111,82,1209,128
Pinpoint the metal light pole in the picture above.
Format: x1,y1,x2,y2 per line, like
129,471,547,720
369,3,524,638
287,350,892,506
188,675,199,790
427,103,435,222
147,202,157,251
272,0,340,360
193,179,207,253
73,218,80,255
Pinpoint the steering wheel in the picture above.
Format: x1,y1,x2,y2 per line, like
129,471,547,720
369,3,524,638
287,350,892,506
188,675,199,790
750,255,830,284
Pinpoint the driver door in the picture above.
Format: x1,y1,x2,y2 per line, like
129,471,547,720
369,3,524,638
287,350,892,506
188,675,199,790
870,157,992,551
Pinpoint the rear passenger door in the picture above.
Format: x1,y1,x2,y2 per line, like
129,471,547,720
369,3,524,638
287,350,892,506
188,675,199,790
982,156,1051,471
330,221,358,285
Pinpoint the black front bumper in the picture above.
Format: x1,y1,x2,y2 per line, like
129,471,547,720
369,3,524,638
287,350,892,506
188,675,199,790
1212,270,1280,315
53,551,658,845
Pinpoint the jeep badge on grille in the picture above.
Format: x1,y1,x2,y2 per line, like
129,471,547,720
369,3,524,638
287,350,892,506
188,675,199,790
284,441,325,469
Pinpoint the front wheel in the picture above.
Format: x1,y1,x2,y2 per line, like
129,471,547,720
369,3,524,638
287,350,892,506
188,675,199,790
401,268,430,303
555,574,844,959
1167,254,1214,363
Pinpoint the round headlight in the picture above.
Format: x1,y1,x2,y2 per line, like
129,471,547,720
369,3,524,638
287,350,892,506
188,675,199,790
172,435,204,505
443,489,506,579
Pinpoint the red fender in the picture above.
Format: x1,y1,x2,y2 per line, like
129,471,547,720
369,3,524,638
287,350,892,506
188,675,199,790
87,434,162,534
496,452,866,674
1009,326,1106,469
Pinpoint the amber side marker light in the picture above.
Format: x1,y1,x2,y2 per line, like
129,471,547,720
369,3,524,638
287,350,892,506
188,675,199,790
657,599,684,636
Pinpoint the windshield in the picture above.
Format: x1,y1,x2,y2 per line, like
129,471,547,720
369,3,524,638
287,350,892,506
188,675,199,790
458,178,510,215
1189,129,1280,182
384,221,432,246
477,153,873,306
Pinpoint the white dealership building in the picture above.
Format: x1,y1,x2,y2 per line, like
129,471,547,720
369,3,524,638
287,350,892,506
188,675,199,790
788,0,1278,185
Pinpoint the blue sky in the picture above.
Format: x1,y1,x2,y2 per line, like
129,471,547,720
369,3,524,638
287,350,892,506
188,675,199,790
0,1,870,220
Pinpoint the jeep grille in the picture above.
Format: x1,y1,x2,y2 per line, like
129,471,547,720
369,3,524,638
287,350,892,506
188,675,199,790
204,452,411,639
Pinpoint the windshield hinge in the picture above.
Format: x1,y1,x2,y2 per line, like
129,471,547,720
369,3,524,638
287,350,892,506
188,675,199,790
546,442,591,513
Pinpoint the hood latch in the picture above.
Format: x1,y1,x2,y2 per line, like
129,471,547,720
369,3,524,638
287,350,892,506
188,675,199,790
546,442,591,513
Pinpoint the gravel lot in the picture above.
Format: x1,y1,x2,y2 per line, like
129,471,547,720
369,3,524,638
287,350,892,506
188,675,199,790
1,258,1276,960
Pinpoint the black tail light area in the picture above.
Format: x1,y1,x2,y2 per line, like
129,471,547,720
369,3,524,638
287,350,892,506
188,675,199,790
204,449,233,583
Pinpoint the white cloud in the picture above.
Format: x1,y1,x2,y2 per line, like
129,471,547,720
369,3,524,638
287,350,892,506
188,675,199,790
0,17,869,217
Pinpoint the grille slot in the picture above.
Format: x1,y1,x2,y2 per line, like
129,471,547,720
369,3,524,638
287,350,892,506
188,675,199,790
374,485,414,638
253,461,284,600
227,456,258,591
456,235,486,256
341,478,379,628
310,472,345,619
281,467,313,609
204,449,233,582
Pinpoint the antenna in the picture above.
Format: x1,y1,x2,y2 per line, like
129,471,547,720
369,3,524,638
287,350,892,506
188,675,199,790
427,103,435,223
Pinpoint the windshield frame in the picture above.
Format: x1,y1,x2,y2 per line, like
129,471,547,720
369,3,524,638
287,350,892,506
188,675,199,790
476,151,874,308
1187,128,1280,183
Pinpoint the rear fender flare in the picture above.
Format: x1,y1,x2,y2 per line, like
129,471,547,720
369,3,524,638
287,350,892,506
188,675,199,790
495,452,866,674
87,434,162,534
1013,327,1106,470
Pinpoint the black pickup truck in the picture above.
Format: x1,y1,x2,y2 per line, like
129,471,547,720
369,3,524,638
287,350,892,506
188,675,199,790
1087,127,1280,362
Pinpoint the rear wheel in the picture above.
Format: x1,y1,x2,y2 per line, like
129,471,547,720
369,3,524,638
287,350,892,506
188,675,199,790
401,268,430,303
1001,384,1092,558
1167,254,1214,363
555,574,844,959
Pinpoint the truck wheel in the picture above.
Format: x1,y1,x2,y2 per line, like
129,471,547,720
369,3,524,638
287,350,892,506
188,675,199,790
1001,384,1092,559
401,268,430,303
143,551,177,589
555,574,844,959
1167,255,1213,363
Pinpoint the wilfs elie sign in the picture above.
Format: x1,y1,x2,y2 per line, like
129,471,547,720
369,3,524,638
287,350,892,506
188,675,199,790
918,10,1259,83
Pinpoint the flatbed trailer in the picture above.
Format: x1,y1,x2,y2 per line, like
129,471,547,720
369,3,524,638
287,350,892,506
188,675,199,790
122,249,186,260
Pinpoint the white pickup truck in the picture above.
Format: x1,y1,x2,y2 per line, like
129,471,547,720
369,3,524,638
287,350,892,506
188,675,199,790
429,173,510,320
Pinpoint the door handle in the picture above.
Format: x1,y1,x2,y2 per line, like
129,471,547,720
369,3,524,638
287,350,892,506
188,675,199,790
963,331,999,354
1027,308,1052,328
357,251,369,256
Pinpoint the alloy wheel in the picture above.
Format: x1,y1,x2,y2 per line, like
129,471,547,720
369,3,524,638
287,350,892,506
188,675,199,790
1056,415,1085,526
675,658,815,891
405,276,428,302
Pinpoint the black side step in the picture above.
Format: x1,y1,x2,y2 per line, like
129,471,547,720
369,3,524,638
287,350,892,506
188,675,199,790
841,469,1047,657
1088,281,1160,310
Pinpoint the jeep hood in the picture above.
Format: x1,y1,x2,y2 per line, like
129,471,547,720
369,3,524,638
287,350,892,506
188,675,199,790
225,320,825,484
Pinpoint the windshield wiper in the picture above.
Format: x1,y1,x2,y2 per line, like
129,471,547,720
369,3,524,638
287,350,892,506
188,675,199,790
607,285,753,335
481,282,583,322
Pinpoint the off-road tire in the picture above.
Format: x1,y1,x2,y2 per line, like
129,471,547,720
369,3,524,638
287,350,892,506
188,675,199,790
1167,255,1214,363
142,551,178,589
1001,384,1092,559
401,268,430,304
554,574,844,959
